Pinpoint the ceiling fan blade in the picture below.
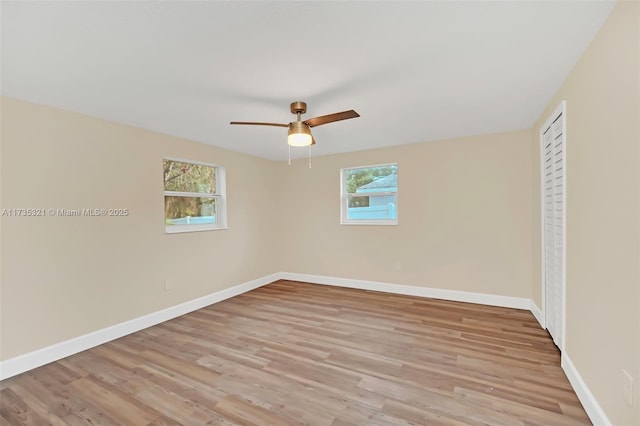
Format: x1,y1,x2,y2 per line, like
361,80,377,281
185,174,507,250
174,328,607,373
229,121,288,127
304,110,360,128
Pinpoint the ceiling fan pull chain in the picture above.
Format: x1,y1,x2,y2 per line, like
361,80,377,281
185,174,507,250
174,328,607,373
288,145,291,166
308,145,312,169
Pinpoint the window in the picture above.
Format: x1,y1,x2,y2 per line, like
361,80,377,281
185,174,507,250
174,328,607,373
341,163,398,225
163,158,227,233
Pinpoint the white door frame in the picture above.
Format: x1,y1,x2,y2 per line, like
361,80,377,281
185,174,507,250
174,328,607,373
540,100,567,352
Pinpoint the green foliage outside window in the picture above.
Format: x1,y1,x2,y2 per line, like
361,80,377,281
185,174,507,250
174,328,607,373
163,160,216,193
345,165,397,207
163,160,217,222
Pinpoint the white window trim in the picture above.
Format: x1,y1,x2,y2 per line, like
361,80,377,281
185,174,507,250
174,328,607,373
340,163,398,226
164,157,228,234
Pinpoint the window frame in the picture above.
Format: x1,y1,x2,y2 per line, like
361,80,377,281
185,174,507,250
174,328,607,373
163,157,227,234
340,163,398,226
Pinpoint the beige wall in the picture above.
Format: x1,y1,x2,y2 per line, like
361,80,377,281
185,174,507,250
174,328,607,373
0,97,281,360
532,1,640,424
277,130,533,298
0,97,535,362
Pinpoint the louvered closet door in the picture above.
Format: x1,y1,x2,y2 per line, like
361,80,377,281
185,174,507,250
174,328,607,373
542,105,565,349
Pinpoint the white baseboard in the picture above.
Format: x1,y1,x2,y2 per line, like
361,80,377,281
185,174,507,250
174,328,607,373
279,272,532,311
562,353,611,426
529,300,544,328
2,270,606,426
0,273,279,381
0,272,542,381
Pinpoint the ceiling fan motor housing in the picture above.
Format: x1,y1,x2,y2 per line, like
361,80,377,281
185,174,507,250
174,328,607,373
290,101,307,115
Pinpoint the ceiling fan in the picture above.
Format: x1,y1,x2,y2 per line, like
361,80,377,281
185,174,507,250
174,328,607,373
230,101,359,147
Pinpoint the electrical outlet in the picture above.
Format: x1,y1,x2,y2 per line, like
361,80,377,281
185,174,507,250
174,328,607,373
164,279,172,292
622,369,634,406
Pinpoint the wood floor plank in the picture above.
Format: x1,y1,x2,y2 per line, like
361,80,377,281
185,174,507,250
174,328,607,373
2,368,119,425
4,385,67,426
0,387,51,426
0,280,591,425
66,376,162,424
213,395,298,426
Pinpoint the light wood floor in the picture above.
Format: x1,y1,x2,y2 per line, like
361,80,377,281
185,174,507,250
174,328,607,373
1,280,590,425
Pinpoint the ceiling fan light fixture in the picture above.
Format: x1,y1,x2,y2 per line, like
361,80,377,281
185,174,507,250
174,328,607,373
231,101,359,151
287,121,313,147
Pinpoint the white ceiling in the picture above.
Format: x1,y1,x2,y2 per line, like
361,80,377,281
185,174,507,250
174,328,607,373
1,1,615,161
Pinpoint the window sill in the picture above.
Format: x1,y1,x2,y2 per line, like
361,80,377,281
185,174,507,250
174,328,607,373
340,221,398,226
165,225,229,234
